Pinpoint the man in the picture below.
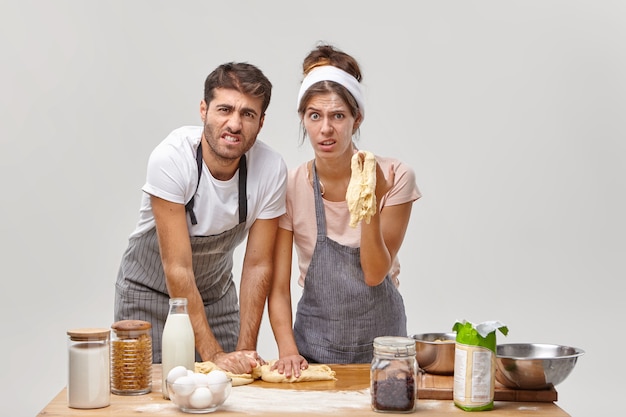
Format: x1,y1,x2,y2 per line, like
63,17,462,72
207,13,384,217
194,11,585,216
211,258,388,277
115,62,287,374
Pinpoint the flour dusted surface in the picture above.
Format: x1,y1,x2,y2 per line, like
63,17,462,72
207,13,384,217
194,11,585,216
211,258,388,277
222,386,371,414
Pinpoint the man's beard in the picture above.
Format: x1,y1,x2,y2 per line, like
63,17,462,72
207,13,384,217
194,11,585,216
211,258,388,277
202,125,254,163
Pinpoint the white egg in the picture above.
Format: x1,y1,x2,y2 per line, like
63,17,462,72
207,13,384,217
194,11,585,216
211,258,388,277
206,369,229,385
210,387,227,405
167,365,189,384
189,386,213,409
190,372,210,386
172,375,196,396
206,370,230,402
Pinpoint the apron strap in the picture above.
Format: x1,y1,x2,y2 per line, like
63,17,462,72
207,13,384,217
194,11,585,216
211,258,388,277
185,141,204,225
311,161,327,239
185,142,248,226
238,155,248,224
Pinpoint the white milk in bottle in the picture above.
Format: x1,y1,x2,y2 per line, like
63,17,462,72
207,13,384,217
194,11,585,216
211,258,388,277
161,297,195,399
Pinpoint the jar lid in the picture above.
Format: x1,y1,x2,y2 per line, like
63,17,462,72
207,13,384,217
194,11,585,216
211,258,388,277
111,320,152,332
67,328,110,341
373,336,416,356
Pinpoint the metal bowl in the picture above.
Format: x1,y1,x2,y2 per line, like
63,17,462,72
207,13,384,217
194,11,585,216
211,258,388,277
495,343,584,390
410,332,456,375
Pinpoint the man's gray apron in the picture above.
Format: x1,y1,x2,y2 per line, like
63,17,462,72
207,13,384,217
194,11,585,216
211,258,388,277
293,161,407,364
115,143,247,363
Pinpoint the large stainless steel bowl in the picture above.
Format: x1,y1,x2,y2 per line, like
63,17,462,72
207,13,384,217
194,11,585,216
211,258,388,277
410,332,456,375
495,343,584,390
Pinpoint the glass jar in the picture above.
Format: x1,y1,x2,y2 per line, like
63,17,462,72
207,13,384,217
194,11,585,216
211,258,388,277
370,336,418,413
67,328,111,409
111,320,152,395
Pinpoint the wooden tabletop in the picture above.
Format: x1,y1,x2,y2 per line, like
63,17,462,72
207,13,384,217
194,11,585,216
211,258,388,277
37,364,571,416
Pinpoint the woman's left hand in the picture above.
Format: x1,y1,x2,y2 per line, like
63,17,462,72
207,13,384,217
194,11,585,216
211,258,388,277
270,355,309,379
375,160,395,203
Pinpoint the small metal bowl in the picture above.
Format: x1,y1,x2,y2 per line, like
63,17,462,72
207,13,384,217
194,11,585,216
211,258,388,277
495,343,584,390
410,332,456,375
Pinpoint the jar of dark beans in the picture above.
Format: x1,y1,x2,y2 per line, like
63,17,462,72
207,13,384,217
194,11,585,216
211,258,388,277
371,336,418,413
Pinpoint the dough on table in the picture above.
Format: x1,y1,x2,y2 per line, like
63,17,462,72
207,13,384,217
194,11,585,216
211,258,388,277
195,361,255,386
195,360,336,385
260,362,336,383
346,150,377,227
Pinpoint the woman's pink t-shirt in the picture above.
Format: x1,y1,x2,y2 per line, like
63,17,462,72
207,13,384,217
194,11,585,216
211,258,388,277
279,155,421,287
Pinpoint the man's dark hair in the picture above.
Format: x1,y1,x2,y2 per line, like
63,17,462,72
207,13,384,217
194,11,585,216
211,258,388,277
204,62,272,115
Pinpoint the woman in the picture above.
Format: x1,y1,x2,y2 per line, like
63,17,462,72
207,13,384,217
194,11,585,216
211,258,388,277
268,44,421,377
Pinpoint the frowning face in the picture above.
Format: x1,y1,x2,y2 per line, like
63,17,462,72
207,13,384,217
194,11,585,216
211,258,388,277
200,87,265,166
302,92,360,158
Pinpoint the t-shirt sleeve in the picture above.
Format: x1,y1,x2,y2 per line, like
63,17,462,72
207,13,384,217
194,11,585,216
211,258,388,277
383,160,421,207
256,155,288,220
278,168,298,231
142,141,194,205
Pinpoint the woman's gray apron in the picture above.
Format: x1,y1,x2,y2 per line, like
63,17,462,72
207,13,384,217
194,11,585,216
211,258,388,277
114,144,247,363
293,162,407,364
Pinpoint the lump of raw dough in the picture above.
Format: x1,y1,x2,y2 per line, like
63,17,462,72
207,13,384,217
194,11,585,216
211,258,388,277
346,150,377,228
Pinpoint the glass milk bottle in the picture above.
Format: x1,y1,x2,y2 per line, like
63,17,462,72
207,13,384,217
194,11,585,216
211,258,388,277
161,297,195,399
67,328,111,409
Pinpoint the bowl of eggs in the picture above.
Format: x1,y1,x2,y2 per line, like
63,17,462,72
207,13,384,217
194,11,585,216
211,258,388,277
166,366,232,413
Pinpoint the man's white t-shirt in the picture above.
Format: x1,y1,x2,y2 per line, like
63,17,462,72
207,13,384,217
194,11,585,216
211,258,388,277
130,126,287,238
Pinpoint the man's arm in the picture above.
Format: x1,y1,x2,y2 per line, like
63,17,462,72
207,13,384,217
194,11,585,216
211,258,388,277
237,217,279,351
152,195,263,374
151,195,224,360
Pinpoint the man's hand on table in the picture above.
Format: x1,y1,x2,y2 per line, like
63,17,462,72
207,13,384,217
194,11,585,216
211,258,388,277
213,350,265,374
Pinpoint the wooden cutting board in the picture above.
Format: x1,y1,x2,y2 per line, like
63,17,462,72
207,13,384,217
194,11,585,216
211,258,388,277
417,372,558,402
253,364,557,403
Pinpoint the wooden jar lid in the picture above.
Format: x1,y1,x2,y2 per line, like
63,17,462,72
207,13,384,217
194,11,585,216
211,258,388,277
111,320,152,332
67,328,110,341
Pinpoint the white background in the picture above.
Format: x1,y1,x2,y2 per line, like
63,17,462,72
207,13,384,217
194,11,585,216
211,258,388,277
1,1,623,416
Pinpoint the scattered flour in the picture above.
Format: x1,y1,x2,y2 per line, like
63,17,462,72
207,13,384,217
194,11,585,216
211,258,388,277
222,386,372,414
134,402,175,413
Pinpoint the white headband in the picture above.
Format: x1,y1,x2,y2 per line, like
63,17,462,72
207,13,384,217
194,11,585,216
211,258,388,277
297,65,365,120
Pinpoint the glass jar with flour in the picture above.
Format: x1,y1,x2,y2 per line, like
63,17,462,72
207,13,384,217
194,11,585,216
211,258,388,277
67,328,110,409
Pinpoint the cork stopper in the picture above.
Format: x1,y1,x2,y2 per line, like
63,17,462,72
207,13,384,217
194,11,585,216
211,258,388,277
111,320,152,338
111,320,152,332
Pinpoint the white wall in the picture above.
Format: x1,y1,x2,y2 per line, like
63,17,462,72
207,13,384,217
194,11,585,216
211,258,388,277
1,1,623,416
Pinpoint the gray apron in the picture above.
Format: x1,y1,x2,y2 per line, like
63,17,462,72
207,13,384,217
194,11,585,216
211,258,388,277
293,162,407,364
114,147,248,363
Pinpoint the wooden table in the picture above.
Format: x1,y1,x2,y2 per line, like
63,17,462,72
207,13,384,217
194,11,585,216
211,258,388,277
37,364,571,416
